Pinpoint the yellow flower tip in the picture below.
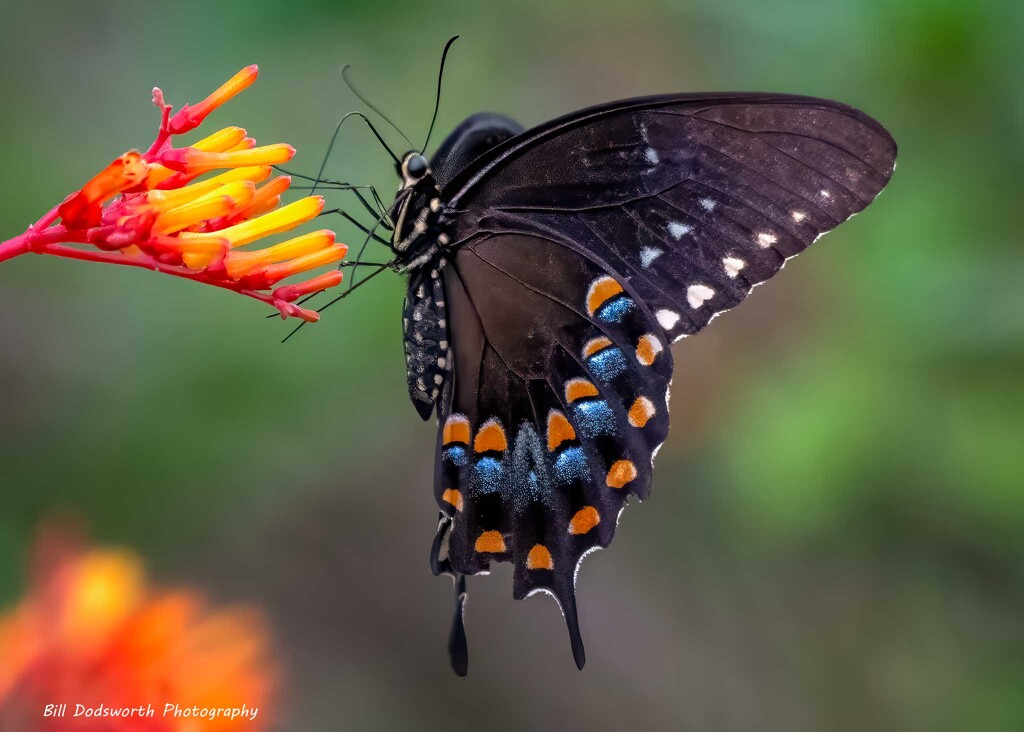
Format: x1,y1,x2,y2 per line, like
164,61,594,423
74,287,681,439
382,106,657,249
150,194,227,234
256,175,293,200
231,176,292,217
263,243,346,284
247,196,282,220
191,126,248,153
206,165,274,188
229,137,258,152
197,180,257,211
168,65,259,134
158,144,296,174
146,179,221,212
208,195,324,249
225,176,292,223
262,229,335,263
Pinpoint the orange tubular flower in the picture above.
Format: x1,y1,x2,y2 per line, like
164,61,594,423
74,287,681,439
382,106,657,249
0,67,346,323
0,530,277,731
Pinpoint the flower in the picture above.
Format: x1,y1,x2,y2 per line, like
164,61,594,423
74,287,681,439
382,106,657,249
0,527,277,731
0,66,346,323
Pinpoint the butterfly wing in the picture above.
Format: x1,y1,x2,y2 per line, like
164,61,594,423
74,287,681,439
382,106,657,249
429,93,896,669
442,93,896,340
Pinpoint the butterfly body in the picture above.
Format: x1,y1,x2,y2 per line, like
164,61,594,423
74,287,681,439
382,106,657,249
397,114,529,419
387,93,897,675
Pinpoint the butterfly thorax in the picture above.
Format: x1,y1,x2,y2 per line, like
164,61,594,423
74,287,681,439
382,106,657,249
390,153,451,273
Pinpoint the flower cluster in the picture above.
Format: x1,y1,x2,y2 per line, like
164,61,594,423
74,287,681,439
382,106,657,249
0,66,346,322
0,528,276,731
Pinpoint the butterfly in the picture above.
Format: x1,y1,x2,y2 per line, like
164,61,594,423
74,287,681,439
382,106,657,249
311,38,896,675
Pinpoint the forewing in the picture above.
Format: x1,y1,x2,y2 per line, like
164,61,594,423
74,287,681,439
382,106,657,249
443,93,897,341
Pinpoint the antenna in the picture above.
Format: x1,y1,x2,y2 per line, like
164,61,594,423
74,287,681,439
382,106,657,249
422,35,460,152
341,65,414,149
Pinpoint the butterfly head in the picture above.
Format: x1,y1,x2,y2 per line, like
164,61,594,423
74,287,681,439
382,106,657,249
398,151,430,190
389,152,447,262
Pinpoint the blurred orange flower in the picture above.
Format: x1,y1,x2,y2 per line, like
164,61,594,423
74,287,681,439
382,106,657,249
0,530,276,731
0,66,346,322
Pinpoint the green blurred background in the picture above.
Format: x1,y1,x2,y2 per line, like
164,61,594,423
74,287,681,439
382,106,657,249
1,0,1021,729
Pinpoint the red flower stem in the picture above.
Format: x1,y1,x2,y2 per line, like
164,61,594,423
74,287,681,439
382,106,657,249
0,203,71,262
0,232,32,263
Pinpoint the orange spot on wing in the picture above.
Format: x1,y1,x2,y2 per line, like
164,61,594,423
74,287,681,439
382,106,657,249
569,507,601,535
526,544,554,570
473,419,508,453
565,378,599,404
582,336,613,358
443,416,471,445
474,530,506,554
547,411,576,452
636,334,663,366
606,460,638,489
586,276,623,316
628,397,655,428
441,489,464,512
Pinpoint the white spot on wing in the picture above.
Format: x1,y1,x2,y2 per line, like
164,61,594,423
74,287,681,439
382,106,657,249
667,222,692,240
645,147,659,164
722,257,745,278
757,232,778,248
640,246,663,268
687,284,715,309
699,197,716,211
791,210,806,222
656,309,680,330
820,189,832,199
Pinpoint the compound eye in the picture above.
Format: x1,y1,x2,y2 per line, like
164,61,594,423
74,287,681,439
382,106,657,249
405,153,428,179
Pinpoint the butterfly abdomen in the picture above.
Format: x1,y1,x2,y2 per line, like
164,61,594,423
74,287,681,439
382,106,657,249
403,264,451,420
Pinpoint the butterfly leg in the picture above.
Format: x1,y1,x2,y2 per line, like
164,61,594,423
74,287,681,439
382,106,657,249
320,207,391,245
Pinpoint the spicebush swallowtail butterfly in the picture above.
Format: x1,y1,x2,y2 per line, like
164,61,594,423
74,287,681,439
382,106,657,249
317,38,896,675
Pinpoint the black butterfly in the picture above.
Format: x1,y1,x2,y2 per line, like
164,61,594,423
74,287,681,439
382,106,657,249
311,39,896,675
